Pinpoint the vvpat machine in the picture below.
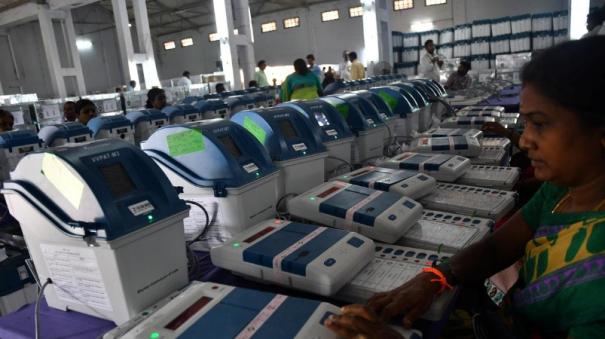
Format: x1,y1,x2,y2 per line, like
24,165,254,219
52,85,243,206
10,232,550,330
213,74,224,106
162,105,200,124
390,82,430,132
380,152,471,182
288,182,423,243
38,122,92,147
0,130,42,181
334,166,436,199
1,140,190,324
125,109,168,145
352,90,399,144
211,219,374,295
231,107,328,198
193,98,230,119
320,96,385,164
369,86,418,138
143,119,280,249
282,100,355,177
224,95,256,114
87,115,135,144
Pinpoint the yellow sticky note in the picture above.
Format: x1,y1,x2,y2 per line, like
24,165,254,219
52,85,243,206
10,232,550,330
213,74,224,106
42,153,85,210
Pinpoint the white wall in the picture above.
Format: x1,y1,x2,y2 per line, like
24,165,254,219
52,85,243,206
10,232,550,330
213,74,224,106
154,26,221,80
0,21,53,97
252,0,364,66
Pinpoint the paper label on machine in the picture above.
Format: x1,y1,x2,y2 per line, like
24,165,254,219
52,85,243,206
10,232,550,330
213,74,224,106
40,243,113,311
325,129,338,136
40,104,62,119
102,100,118,113
243,162,259,173
292,143,307,151
128,200,154,216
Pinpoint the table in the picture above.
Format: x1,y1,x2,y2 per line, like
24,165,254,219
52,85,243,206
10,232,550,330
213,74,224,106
479,86,521,112
0,252,454,339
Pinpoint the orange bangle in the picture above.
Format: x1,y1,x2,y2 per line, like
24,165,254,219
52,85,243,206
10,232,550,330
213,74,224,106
422,267,454,294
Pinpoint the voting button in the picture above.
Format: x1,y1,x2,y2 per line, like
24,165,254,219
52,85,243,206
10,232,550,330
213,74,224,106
323,258,336,267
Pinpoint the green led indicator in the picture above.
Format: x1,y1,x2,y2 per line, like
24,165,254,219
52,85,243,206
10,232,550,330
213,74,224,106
255,172,260,177
333,136,338,139
309,197,316,201
150,332,160,339
147,215,154,221
302,151,307,155
232,242,241,248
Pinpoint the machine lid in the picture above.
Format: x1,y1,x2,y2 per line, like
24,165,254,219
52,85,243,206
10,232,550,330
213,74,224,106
353,90,396,119
319,96,378,134
193,99,229,113
143,119,277,188
87,115,133,137
369,86,418,117
162,105,185,118
281,100,354,143
6,139,188,240
141,109,168,120
0,129,42,149
336,93,387,125
231,106,327,161
38,122,91,146
224,95,256,108
126,110,152,124
391,82,429,107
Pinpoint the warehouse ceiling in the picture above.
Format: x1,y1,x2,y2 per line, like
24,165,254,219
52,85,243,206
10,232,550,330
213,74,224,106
92,0,336,36
0,0,38,12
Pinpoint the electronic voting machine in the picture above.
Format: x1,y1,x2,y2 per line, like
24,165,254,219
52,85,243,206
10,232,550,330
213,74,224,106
457,165,520,190
142,119,280,249
473,146,509,166
420,183,517,220
1,140,190,324
352,90,399,143
87,115,135,144
231,106,327,197
103,282,342,339
457,105,505,113
126,109,168,146
282,100,355,177
398,210,493,253
410,135,482,157
420,127,483,139
481,137,511,149
379,152,471,182
440,116,498,129
320,96,386,164
224,95,256,114
456,106,505,117
211,219,374,296
162,105,200,124
287,182,423,243
390,82,429,132
0,130,42,181
38,122,92,147
333,166,436,199
335,243,456,322
369,86,418,138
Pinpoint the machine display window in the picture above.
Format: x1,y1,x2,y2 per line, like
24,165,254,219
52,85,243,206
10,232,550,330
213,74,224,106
18,146,34,154
165,296,213,330
314,112,330,127
99,163,136,199
317,186,341,198
218,135,242,158
74,136,87,143
278,119,298,139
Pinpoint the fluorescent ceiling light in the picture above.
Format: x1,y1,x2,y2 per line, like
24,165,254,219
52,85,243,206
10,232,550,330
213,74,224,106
76,39,93,50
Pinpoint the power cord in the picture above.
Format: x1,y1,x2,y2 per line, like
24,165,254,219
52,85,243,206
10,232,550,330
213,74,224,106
326,156,353,171
183,200,210,246
35,278,53,339
183,200,210,279
276,193,298,220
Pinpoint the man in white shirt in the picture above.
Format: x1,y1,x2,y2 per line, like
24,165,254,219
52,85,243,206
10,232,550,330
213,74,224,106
177,71,192,88
582,10,604,38
418,39,443,82
339,50,351,81
254,60,269,87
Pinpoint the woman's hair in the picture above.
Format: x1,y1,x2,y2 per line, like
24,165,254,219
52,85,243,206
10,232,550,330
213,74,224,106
293,58,309,75
145,88,165,108
521,36,605,127
75,99,95,114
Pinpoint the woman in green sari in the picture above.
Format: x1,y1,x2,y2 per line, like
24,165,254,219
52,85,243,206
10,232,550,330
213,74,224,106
325,36,605,339
280,58,323,102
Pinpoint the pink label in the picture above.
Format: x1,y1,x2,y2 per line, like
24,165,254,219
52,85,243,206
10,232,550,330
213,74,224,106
272,227,326,279
343,191,382,230
235,294,287,339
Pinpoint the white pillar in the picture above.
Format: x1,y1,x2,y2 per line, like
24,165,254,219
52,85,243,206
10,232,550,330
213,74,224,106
132,0,160,88
213,0,255,90
361,0,393,71
111,0,138,88
38,7,86,97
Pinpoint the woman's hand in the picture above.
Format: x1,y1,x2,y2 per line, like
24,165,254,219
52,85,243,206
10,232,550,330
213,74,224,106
325,304,405,339
368,272,441,328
